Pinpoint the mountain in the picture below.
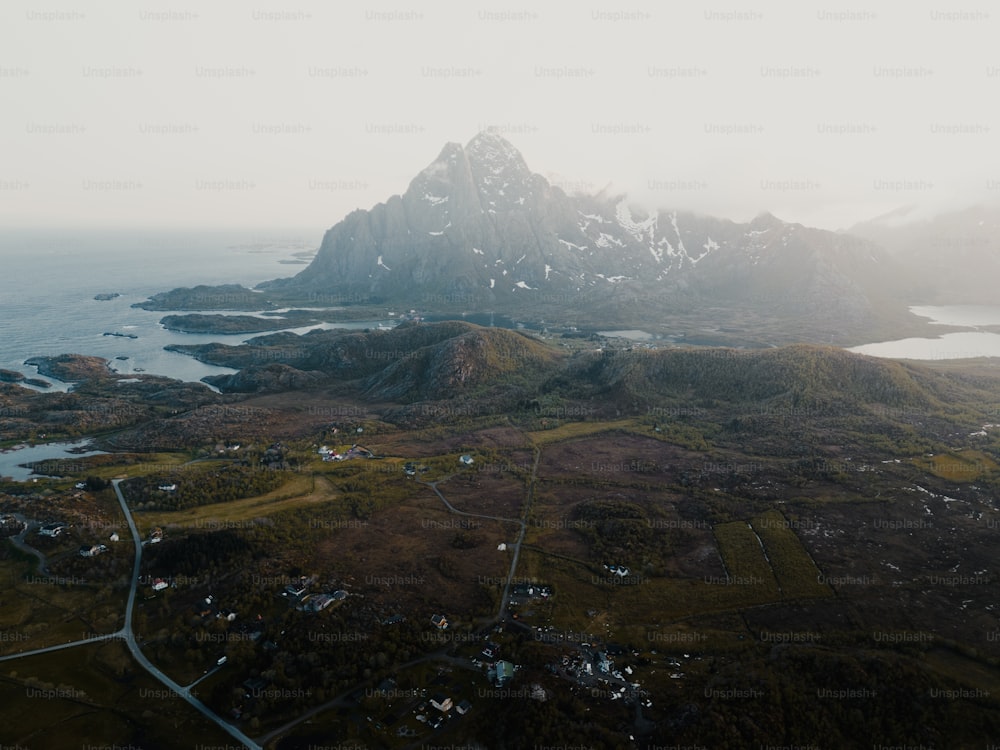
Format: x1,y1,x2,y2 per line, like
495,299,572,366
848,204,1000,304
167,319,998,444
169,320,560,398
260,131,916,343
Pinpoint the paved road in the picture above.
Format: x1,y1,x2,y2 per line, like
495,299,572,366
498,447,541,617
0,632,123,662
0,481,260,748
8,521,50,575
111,479,262,750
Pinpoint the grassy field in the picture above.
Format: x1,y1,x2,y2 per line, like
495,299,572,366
750,510,831,600
912,449,999,482
0,640,236,748
525,419,640,445
713,521,781,597
0,556,127,654
135,472,321,532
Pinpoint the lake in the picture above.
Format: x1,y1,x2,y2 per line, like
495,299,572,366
0,440,108,482
849,306,1000,361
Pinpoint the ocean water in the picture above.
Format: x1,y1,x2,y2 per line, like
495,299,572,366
0,228,390,389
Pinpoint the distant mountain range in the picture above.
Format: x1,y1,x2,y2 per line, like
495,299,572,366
258,132,935,344
847,204,1000,305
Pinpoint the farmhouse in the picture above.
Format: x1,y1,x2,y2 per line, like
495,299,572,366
78,544,106,557
39,522,68,537
431,614,448,630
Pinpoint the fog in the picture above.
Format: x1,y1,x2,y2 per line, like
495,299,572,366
2,0,996,230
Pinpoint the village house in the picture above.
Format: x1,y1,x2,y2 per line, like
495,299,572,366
491,660,516,687
284,582,308,600
429,693,453,712
430,613,448,630
308,593,335,612
456,699,472,715
78,544,106,557
39,522,68,537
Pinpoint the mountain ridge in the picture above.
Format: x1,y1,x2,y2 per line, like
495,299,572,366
258,131,916,343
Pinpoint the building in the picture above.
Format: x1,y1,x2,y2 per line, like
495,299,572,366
79,544,105,557
494,660,515,687
429,693,453,712
431,614,448,630
152,578,169,591
158,484,177,492
456,699,472,715
284,582,308,600
309,593,335,611
39,522,68,537
459,454,474,466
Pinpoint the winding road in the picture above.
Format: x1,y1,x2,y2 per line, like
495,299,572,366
2,443,544,749
417,446,540,620
0,481,260,750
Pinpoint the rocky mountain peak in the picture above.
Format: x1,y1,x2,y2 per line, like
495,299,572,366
749,211,785,230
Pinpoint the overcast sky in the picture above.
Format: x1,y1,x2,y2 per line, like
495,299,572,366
2,0,997,232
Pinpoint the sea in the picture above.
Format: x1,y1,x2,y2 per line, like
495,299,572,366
0,227,395,391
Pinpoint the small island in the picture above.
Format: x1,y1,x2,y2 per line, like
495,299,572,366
93,292,122,301
103,331,139,339
159,310,324,335
0,369,25,384
132,283,277,312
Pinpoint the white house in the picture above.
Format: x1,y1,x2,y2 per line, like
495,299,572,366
430,693,453,712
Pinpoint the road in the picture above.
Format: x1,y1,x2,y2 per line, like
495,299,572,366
7,520,50,575
0,482,261,749
264,451,543,747
416,446,541,621
111,479,262,750
2,445,544,749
